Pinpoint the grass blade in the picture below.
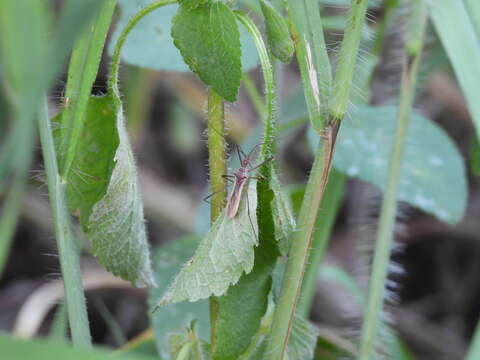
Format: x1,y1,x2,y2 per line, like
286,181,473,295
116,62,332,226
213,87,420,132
429,0,480,140
358,1,428,358
38,98,91,347
58,0,117,177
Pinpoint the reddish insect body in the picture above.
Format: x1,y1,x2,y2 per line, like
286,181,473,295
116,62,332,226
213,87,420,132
223,146,273,219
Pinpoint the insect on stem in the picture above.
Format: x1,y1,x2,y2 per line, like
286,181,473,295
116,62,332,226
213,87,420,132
225,146,273,219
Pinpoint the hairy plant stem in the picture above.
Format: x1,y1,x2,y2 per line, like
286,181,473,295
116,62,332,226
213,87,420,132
330,0,369,121
267,0,370,357
358,1,427,358
297,169,346,317
59,0,117,178
38,98,91,348
286,0,331,132
266,123,338,359
108,0,177,96
235,11,276,159
207,89,227,351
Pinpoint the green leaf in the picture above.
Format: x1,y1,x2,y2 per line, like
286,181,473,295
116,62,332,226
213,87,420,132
308,105,467,225
241,314,319,360
0,336,158,360
158,181,258,305
149,236,209,360
179,0,211,10
260,0,294,63
212,170,280,360
109,1,258,73
171,2,242,101
429,0,480,140
56,93,156,287
286,315,319,360
168,324,210,360
270,168,295,255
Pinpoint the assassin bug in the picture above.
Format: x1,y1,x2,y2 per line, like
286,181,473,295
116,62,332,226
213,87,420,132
204,143,273,219
223,144,273,218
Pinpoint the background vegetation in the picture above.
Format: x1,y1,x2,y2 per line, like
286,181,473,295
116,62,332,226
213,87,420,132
0,0,479,359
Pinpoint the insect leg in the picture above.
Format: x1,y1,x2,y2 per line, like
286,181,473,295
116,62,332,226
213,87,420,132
249,156,274,171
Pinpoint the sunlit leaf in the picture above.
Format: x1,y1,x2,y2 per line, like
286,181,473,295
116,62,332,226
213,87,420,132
171,2,242,101
158,181,258,305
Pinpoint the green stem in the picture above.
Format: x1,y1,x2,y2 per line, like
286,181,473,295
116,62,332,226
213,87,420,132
207,89,227,351
267,128,336,359
235,11,276,158
287,0,332,132
297,169,346,317
268,0,370,357
358,1,427,358
38,98,91,348
108,0,177,96
58,0,117,178
330,0,369,121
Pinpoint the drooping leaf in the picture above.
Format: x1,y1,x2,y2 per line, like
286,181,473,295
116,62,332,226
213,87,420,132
110,1,258,73
149,236,209,360
307,105,467,225
260,0,294,63
429,0,480,140
158,181,258,305
171,2,242,101
0,336,158,360
55,93,156,287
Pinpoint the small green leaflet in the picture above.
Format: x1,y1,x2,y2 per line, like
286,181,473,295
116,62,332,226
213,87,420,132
260,0,294,63
168,324,210,360
157,181,258,306
54,94,156,287
171,2,242,101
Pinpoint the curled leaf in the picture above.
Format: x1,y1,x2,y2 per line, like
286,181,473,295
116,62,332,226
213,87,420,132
56,94,156,287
